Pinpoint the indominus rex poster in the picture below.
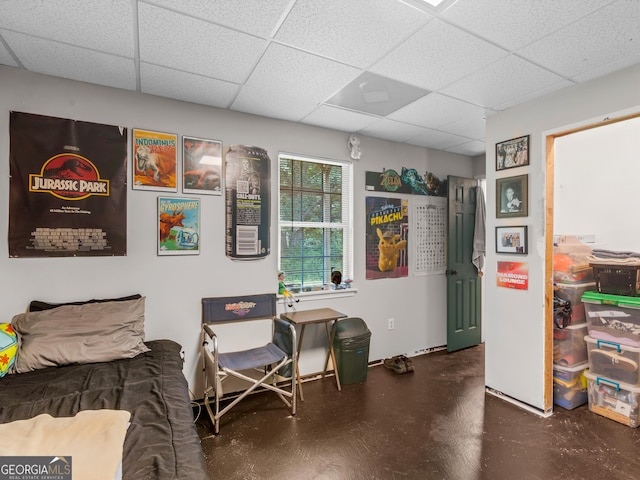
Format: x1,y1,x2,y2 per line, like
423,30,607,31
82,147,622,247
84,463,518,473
9,112,127,257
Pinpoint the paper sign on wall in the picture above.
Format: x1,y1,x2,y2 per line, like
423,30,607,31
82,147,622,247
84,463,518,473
497,261,529,290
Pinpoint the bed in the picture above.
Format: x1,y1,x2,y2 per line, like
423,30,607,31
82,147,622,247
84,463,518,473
0,295,209,480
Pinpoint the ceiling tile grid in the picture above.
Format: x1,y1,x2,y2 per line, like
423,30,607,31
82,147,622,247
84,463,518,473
0,0,638,157
143,0,293,38
140,63,240,109
2,31,136,90
138,2,268,83
0,0,134,57
516,0,640,79
275,0,431,68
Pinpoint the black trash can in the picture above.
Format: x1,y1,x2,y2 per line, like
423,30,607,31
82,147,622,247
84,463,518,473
333,317,371,384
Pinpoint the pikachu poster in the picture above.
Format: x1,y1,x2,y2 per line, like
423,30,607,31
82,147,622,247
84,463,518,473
365,197,408,280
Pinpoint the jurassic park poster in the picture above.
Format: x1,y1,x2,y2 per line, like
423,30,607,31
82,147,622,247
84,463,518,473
9,112,127,257
366,197,409,280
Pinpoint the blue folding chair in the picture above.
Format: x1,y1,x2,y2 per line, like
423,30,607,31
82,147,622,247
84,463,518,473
201,293,297,434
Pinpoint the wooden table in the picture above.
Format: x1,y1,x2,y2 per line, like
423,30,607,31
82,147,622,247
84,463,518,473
280,308,347,401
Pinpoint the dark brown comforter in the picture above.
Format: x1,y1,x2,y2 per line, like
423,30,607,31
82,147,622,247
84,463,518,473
0,339,209,480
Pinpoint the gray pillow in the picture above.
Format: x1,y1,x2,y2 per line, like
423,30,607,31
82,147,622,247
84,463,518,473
11,297,150,373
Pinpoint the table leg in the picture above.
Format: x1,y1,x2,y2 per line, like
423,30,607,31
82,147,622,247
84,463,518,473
323,320,341,391
295,325,306,402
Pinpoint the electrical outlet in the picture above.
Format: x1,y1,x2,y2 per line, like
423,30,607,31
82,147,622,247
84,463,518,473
388,318,395,330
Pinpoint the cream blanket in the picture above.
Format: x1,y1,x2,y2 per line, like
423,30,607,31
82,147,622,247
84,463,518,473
0,409,130,480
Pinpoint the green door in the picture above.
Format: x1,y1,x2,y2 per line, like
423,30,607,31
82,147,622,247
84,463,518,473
447,176,482,352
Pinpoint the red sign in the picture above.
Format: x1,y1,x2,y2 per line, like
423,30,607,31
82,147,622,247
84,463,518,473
497,261,529,290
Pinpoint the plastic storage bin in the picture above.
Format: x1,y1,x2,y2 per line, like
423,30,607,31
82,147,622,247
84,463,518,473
585,335,640,386
553,253,594,284
585,370,640,427
333,317,371,384
555,282,595,324
553,362,588,410
591,263,640,297
582,291,640,348
553,323,588,367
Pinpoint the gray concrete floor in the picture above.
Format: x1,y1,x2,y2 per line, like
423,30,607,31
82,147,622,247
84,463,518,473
196,344,640,479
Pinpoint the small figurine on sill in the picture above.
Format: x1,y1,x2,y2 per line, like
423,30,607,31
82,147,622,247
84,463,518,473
278,271,299,307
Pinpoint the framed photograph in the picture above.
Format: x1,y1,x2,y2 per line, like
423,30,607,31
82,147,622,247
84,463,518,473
182,136,222,195
158,196,200,255
132,129,178,192
496,135,529,171
496,226,528,254
496,174,528,218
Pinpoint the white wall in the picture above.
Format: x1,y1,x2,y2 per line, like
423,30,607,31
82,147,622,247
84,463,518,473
484,64,640,411
0,66,474,395
555,116,640,250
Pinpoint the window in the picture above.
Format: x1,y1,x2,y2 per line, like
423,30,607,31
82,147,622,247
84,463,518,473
278,153,352,289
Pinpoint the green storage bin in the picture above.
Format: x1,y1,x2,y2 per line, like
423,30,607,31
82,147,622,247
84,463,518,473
333,317,371,384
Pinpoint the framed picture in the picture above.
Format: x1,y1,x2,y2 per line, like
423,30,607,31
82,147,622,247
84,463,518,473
158,196,200,255
182,136,222,195
496,225,528,254
496,174,528,218
496,135,529,171
133,129,178,192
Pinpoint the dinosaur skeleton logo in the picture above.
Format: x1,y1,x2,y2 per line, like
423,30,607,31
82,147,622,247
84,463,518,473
29,153,109,200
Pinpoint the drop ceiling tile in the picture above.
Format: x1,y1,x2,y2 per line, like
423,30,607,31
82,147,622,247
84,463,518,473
275,0,430,68
440,54,565,109
138,2,267,83
441,0,612,51
572,52,640,83
0,0,133,56
371,18,508,91
0,39,18,67
302,105,379,133
144,0,292,37
3,31,136,90
140,63,239,109
359,119,428,143
492,78,574,111
438,115,486,140
388,93,487,129
233,43,360,121
231,84,315,122
446,140,486,157
407,130,471,150
517,0,640,78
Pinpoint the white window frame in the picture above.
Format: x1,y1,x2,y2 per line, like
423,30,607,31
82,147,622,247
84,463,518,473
277,152,353,291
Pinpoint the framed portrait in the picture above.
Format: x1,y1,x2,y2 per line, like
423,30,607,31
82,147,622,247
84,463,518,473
496,226,528,254
182,136,222,195
496,135,529,171
496,174,528,218
132,129,178,192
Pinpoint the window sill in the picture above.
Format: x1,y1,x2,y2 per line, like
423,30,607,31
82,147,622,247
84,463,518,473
277,288,358,303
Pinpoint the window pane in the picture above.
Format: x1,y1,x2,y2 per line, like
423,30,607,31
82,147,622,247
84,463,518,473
280,158,292,187
302,257,324,285
330,228,343,252
328,165,342,193
329,193,342,222
302,162,323,191
280,192,292,221
303,228,324,256
281,227,302,258
301,192,323,222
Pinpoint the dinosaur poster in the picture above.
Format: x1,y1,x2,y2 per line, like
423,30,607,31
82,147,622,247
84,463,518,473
132,128,177,192
182,136,222,195
157,197,200,255
9,111,127,257
365,197,408,280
